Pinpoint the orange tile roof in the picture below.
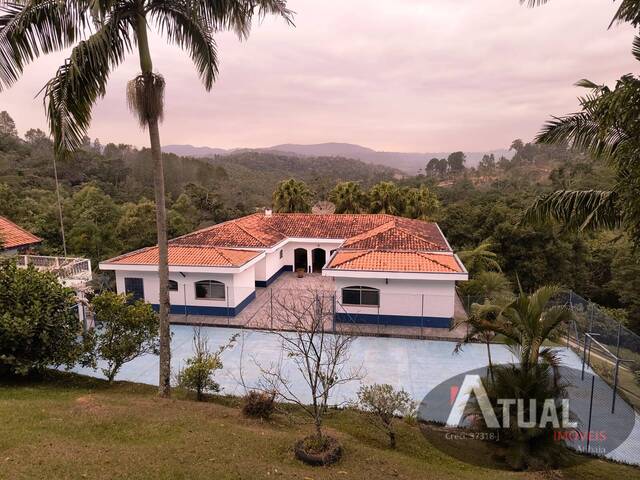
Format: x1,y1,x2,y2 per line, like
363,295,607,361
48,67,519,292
171,213,450,251
104,245,260,267
0,216,41,250
326,250,464,274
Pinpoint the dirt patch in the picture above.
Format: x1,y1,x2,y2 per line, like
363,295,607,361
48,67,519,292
74,395,105,415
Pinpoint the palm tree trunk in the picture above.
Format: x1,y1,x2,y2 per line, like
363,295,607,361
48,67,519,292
135,8,171,398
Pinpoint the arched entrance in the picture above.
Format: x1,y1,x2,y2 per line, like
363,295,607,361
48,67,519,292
294,248,308,271
312,248,326,273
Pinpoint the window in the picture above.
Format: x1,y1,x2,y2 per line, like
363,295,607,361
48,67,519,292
341,286,380,306
195,280,226,300
168,280,178,291
279,249,283,259
124,277,144,302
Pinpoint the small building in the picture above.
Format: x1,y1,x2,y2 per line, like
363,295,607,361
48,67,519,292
0,215,42,254
100,212,468,329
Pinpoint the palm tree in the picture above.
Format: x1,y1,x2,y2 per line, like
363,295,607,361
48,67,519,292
519,1,640,245
368,181,400,215
458,241,501,274
468,285,572,369
272,178,313,213
403,185,439,220
329,181,366,214
0,0,293,397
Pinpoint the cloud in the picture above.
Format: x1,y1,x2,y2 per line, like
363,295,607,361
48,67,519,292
0,0,636,151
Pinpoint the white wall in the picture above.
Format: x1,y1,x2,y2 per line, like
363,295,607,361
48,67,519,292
282,240,343,272
115,267,256,308
333,277,456,318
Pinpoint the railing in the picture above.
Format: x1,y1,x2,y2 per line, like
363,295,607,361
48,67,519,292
17,255,92,281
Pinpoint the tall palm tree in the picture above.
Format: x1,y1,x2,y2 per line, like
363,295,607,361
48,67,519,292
519,1,640,245
272,178,313,213
458,241,501,274
329,181,366,214
368,181,400,215
0,0,293,397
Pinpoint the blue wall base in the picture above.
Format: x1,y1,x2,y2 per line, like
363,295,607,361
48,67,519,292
152,291,256,317
335,312,452,328
255,265,293,287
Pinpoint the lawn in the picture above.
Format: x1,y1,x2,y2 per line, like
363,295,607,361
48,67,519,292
0,372,638,480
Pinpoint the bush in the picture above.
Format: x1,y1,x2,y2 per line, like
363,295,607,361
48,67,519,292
89,291,159,382
176,329,237,401
242,390,276,419
0,261,91,375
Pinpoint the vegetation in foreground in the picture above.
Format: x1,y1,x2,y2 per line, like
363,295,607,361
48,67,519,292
0,371,638,480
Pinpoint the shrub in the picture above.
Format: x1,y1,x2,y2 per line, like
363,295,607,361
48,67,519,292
0,261,91,375
356,383,416,448
242,390,276,419
89,291,159,382
176,329,237,401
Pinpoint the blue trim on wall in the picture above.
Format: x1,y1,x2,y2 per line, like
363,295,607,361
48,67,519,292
335,312,452,328
255,265,293,287
151,291,256,317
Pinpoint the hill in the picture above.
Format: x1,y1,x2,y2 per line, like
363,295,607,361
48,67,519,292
162,143,514,173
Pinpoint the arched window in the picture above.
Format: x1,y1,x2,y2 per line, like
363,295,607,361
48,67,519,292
342,286,380,306
168,280,178,291
195,280,226,300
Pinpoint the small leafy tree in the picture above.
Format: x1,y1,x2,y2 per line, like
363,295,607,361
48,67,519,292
356,383,416,448
0,261,89,375
90,292,159,383
176,328,237,401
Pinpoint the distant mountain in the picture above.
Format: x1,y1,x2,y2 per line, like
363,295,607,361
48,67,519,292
162,142,513,174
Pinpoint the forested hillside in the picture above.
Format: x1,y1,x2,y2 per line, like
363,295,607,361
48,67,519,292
1,110,638,332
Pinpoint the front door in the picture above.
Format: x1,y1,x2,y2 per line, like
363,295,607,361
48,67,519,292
294,248,308,271
124,277,145,302
312,248,326,273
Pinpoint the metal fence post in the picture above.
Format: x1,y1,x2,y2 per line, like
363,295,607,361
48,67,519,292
581,335,589,381
611,358,621,414
270,288,273,330
586,375,595,454
421,294,424,339
226,286,230,325
332,294,336,333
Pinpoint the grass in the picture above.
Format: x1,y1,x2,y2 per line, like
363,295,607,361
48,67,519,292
0,372,639,480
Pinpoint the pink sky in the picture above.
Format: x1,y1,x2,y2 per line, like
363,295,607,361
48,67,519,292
0,0,637,152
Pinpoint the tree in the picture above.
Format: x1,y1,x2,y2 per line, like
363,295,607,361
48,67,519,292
176,328,237,401
329,181,367,214
89,291,159,383
519,1,640,247
368,181,400,214
258,290,362,443
403,185,439,220
356,384,416,448
458,271,512,301
272,178,313,213
0,261,89,375
458,241,501,275
0,111,16,137
0,0,293,397
116,199,157,251
447,151,466,173
478,153,496,172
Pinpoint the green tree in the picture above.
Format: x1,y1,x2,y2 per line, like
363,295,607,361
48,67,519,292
447,151,466,173
89,291,159,383
116,199,157,251
0,0,293,397
356,383,415,449
273,178,313,213
0,111,16,137
176,328,237,401
0,261,89,375
402,185,439,220
368,181,400,214
329,181,367,214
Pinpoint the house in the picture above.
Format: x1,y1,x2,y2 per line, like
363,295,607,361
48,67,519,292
100,211,468,329
0,215,42,254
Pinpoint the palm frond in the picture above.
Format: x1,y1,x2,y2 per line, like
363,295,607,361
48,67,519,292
521,189,621,231
0,0,92,90
610,0,640,27
150,0,218,90
197,0,294,39
633,34,640,62
43,10,133,157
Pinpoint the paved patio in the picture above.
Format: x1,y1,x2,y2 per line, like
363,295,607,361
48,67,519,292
170,272,469,341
